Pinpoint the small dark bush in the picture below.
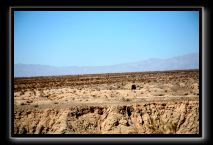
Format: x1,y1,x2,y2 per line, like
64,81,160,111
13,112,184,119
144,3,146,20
131,84,136,90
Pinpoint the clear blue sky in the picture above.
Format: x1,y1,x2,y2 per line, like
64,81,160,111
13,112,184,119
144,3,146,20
14,11,199,67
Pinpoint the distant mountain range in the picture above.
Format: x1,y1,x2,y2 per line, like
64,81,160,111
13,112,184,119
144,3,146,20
14,53,199,77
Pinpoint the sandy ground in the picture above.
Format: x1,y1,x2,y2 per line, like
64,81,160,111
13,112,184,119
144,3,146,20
14,70,199,134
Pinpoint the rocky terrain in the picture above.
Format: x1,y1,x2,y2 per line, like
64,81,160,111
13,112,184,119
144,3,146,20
14,70,199,134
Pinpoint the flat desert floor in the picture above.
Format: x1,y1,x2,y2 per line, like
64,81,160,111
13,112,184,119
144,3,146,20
14,70,199,134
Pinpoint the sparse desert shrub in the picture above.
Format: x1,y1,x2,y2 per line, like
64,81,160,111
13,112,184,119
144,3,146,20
19,127,27,134
121,97,130,102
26,100,33,103
20,102,26,105
131,84,136,90
125,98,131,102
162,103,166,107
44,95,49,98
158,93,164,96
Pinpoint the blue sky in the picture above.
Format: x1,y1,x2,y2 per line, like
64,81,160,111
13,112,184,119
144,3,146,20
14,11,199,67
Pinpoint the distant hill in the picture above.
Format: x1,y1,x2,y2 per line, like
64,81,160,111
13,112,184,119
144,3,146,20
14,53,199,77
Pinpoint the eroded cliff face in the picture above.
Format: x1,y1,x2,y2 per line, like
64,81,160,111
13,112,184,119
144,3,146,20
14,100,199,134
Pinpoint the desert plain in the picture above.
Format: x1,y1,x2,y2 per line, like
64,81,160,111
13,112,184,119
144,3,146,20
14,70,199,134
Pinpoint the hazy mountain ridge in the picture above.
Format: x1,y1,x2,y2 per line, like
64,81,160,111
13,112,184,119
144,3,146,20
14,53,199,77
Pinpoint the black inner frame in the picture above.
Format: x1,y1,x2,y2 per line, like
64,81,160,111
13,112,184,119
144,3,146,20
11,7,202,138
